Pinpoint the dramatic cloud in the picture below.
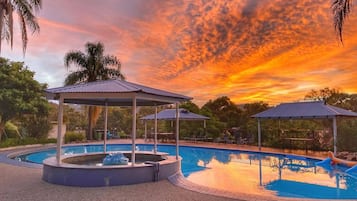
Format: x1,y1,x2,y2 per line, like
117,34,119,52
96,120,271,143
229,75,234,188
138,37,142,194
3,0,357,106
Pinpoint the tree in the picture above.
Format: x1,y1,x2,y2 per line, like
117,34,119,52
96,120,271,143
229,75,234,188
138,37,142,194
176,101,202,138
201,96,241,128
64,42,125,140
199,106,226,139
304,87,356,111
305,87,340,102
305,88,357,151
0,0,41,53
64,105,86,131
96,107,133,136
0,57,50,141
180,101,200,114
240,102,270,144
332,0,353,43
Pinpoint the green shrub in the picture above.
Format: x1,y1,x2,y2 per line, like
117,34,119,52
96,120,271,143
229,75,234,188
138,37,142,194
4,122,20,138
21,116,52,139
337,119,357,152
118,130,127,138
65,131,85,143
0,137,56,148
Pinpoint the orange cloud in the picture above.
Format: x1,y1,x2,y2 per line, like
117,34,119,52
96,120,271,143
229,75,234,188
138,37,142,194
131,0,357,106
3,0,357,106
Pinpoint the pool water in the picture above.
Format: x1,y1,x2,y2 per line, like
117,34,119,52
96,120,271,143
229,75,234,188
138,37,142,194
16,144,357,199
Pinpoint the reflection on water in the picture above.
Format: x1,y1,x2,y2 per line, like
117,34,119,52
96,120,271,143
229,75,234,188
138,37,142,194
184,149,357,199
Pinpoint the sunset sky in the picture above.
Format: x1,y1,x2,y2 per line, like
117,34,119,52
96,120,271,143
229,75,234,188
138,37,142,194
3,0,357,106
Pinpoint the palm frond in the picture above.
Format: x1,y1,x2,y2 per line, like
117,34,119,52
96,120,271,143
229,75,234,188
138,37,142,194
1,0,42,54
64,70,88,85
18,14,28,54
64,41,125,83
15,0,40,33
102,68,125,80
86,42,104,54
2,26,10,43
86,42,104,61
103,55,121,69
29,0,42,12
64,51,87,69
332,0,352,43
6,2,13,48
86,42,104,73
0,6,4,53
102,54,124,80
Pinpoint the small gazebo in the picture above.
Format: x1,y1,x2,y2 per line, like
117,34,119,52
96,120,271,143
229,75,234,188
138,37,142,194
252,101,357,154
140,108,209,149
45,79,192,165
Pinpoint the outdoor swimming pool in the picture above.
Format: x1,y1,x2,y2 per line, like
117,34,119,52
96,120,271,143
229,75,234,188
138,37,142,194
15,144,357,199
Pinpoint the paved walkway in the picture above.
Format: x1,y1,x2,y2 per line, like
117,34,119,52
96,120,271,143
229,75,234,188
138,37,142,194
0,162,243,201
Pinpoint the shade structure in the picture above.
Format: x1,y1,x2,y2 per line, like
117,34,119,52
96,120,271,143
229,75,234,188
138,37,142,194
45,79,192,165
252,101,357,119
140,108,209,152
252,101,357,154
46,79,191,106
141,108,210,121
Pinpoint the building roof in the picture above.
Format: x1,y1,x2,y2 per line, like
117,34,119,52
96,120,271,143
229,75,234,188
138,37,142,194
141,108,209,121
252,101,357,119
45,79,192,106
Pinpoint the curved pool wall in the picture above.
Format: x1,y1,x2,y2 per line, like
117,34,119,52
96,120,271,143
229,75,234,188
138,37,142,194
9,144,357,199
42,151,181,187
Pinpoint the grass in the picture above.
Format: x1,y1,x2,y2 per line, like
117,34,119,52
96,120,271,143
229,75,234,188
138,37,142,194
0,137,57,148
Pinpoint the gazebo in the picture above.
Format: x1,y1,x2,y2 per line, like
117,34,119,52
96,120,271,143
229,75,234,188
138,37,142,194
252,101,357,154
45,79,192,165
140,108,209,149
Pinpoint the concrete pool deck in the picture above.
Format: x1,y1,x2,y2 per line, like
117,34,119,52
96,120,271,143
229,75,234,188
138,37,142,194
1,139,352,201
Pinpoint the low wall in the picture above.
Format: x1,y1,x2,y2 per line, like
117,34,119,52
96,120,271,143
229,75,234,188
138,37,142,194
42,152,181,187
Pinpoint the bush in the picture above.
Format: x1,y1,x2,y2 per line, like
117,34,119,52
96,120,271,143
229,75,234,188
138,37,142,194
21,116,52,139
4,121,20,138
0,137,56,148
65,131,85,143
337,119,357,152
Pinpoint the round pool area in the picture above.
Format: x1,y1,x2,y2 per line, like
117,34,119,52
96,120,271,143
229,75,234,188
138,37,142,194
42,151,180,187
11,144,357,200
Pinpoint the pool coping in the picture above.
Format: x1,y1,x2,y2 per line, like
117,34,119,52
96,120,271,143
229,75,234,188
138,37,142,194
1,143,355,201
0,144,56,168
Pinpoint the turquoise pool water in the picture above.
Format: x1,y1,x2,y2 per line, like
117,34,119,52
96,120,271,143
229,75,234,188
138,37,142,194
15,144,357,199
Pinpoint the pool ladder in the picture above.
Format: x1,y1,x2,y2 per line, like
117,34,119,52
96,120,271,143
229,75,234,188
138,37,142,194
145,161,160,182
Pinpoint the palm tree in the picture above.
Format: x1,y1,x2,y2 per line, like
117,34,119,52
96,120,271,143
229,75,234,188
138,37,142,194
64,41,125,140
0,0,41,53
332,0,353,43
